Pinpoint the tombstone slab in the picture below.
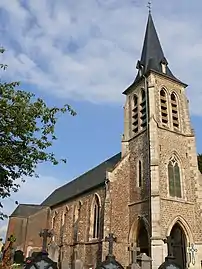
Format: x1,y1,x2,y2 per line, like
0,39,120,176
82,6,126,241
48,241,59,263
24,252,58,269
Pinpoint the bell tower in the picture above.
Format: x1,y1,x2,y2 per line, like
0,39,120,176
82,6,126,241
122,12,202,269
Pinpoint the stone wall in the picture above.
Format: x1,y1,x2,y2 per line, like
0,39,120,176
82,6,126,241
50,186,106,268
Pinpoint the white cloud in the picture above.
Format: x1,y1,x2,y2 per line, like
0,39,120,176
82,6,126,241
0,174,62,240
0,1,202,114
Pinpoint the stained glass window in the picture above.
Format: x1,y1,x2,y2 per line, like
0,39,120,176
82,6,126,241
168,158,181,198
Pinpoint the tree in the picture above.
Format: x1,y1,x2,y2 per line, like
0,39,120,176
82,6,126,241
198,154,202,174
0,48,76,217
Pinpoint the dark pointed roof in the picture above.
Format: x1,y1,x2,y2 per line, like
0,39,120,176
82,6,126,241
123,13,186,94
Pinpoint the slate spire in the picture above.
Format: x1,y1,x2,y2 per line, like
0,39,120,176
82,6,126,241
134,13,181,84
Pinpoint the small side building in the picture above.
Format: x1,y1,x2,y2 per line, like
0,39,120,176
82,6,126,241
6,204,50,256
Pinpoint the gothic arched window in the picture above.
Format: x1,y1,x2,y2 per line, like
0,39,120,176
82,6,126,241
160,89,168,125
168,158,181,198
140,89,147,129
132,94,139,134
89,194,101,239
93,195,100,238
138,160,143,187
73,204,79,242
171,92,179,129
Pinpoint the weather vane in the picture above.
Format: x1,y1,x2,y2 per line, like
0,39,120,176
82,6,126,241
147,1,152,13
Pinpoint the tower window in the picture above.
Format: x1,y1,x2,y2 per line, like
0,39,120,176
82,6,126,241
160,89,168,125
171,92,179,129
168,158,181,198
138,160,143,187
132,95,139,134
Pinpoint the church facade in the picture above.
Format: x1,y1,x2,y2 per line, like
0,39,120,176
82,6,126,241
6,13,202,269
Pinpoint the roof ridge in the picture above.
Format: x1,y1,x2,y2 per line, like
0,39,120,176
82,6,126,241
54,152,121,192
41,152,121,207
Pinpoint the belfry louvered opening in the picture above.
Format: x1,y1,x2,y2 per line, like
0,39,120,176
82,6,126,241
132,95,139,134
171,92,179,128
140,89,147,129
160,89,168,125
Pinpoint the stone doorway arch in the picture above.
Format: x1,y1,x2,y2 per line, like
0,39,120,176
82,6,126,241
136,217,150,256
129,216,150,257
169,223,187,269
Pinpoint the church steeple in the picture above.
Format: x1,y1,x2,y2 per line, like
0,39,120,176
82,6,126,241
134,13,183,85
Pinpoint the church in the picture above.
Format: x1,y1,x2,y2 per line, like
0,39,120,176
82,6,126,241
6,12,202,269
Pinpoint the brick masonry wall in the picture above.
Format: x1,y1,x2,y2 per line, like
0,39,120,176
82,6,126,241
6,217,28,251
24,207,50,256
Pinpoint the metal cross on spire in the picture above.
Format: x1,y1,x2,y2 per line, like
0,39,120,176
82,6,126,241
147,1,152,13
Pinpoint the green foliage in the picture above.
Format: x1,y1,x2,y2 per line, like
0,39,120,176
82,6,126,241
0,48,76,214
11,264,24,269
198,154,202,174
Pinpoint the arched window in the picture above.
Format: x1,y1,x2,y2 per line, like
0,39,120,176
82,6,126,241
140,89,147,129
168,157,181,198
160,89,168,125
171,92,179,128
132,95,139,134
89,194,101,239
93,195,100,238
138,160,143,187
73,205,79,242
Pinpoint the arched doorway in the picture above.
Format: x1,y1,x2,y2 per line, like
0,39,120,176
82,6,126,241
170,223,187,268
137,219,150,256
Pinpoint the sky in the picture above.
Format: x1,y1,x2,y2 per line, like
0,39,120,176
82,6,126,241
0,0,202,239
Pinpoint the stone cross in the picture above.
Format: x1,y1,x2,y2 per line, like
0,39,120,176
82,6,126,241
163,236,175,258
105,233,117,256
39,229,52,252
188,243,197,265
128,243,140,264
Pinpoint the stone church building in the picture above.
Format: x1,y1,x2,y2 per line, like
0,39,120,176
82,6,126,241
6,13,202,269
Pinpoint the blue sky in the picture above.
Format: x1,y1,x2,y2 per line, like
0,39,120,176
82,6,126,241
0,0,202,237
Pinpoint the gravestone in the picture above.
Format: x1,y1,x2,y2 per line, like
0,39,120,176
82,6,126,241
14,249,24,264
24,228,57,269
24,252,58,269
75,259,84,269
136,254,152,269
48,241,59,263
158,236,182,269
128,242,140,269
96,233,124,269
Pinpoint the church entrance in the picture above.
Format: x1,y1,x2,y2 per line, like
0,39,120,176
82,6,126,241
137,219,150,256
170,223,187,268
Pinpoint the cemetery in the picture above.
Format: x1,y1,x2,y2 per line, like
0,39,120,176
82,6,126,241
0,229,193,269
